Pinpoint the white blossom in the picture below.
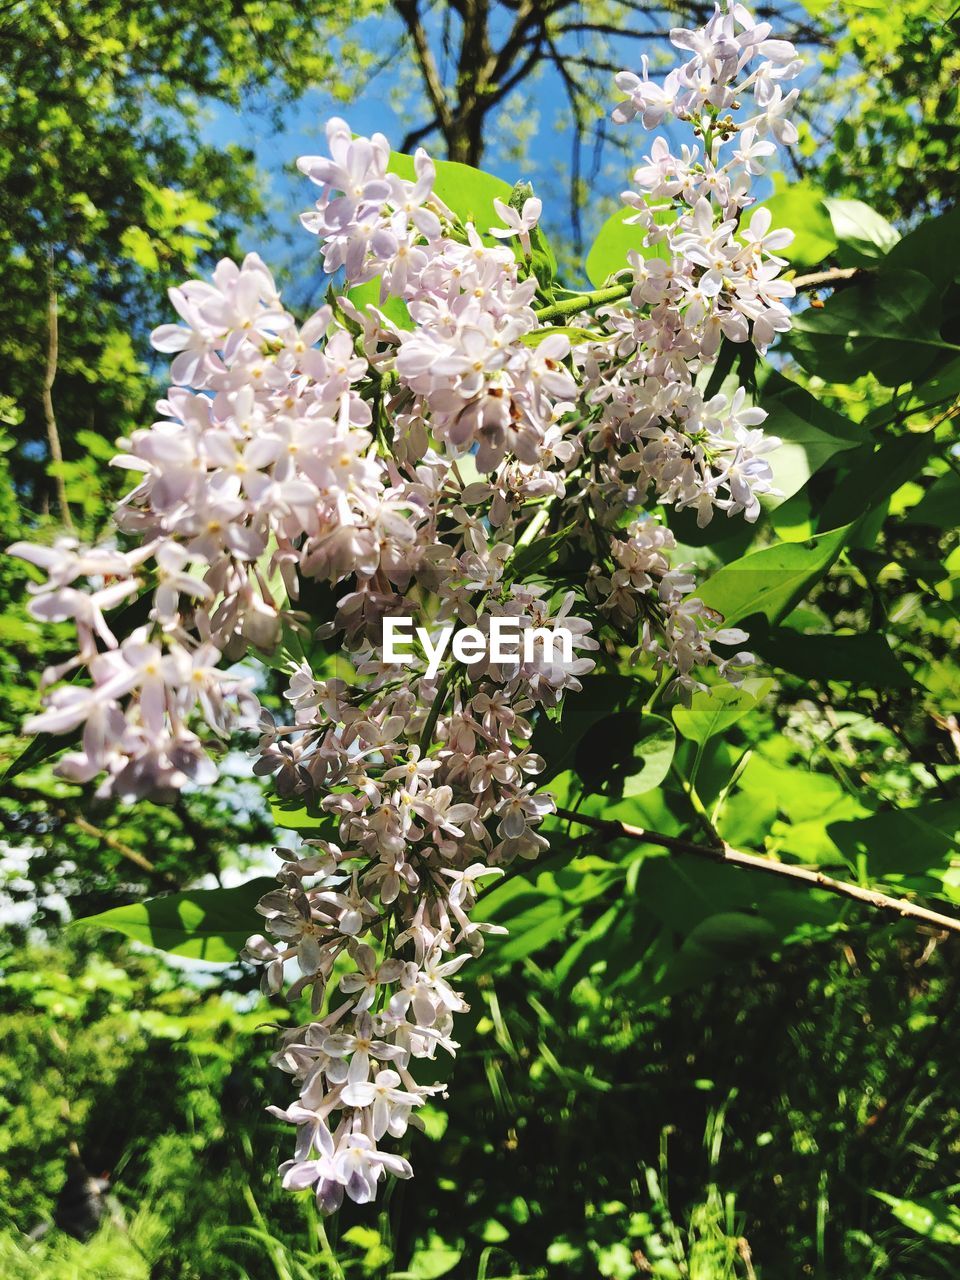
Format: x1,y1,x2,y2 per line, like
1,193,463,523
8,0,802,1215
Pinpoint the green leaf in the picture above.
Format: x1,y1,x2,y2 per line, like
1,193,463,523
73,879,275,963
520,324,603,348
759,370,862,504
0,615,39,644
584,203,673,288
387,150,512,233
553,904,623,991
759,183,837,269
606,855,842,1005
823,197,900,266
508,523,576,579
749,628,913,689
791,269,957,384
120,225,160,272
346,278,413,330
871,1192,960,1246
487,897,580,965
672,678,773,745
730,742,870,864
815,433,936,536
532,674,642,782
885,206,960,284
271,797,340,834
547,1241,583,1265
696,525,851,627
1,729,66,784
828,799,960,897
680,910,780,959
904,471,960,529
792,269,945,348
573,712,676,798
867,356,960,432
389,1233,463,1279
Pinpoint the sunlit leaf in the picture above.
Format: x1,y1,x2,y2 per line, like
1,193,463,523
73,880,275,964
759,183,837,269
823,197,900,265
387,150,512,232
871,1192,960,1245
573,712,676,798
672,679,773,745
345,277,413,330
697,526,851,627
584,202,674,287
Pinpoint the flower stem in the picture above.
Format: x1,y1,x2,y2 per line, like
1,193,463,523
670,761,722,845
533,283,631,324
418,662,455,754
315,1215,346,1280
516,502,552,551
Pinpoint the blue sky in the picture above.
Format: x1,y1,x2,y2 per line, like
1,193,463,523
197,11,658,249
198,6,816,284
200,21,626,266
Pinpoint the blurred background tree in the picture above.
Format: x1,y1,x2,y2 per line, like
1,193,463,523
799,0,960,221
0,0,384,518
0,0,382,923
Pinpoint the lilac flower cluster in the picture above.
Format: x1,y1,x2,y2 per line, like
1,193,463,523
11,2,801,1212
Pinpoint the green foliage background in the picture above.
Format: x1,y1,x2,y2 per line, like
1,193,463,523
1,2,959,1278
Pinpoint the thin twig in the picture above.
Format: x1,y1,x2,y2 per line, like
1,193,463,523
67,813,176,883
792,266,861,291
42,254,74,531
554,808,960,936
669,760,722,844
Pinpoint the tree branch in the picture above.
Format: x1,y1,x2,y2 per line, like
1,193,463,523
400,116,443,154
554,808,960,937
394,0,455,139
553,23,676,39
451,0,493,163
482,35,542,109
486,0,542,87
562,54,626,74
542,27,588,253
